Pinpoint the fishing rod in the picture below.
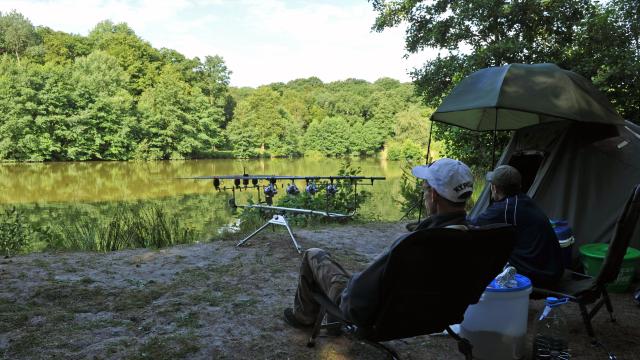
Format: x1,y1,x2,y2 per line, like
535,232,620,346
180,172,386,253
179,173,385,206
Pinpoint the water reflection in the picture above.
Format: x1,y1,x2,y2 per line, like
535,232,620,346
0,158,406,221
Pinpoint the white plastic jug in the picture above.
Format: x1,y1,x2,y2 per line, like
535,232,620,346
459,274,532,360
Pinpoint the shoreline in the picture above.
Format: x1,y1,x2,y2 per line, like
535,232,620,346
1,222,639,359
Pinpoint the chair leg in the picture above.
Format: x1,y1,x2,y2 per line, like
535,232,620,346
602,289,616,322
579,303,597,340
307,307,326,348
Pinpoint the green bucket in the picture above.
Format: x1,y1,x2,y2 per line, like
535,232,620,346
579,243,640,293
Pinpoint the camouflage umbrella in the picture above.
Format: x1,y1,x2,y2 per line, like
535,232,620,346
432,63,623,131
428,63,623,166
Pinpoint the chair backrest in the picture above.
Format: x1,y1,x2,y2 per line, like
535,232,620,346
366,224,516,342
596,184,640,287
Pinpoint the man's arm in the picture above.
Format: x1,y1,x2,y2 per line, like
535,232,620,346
469,202,504,226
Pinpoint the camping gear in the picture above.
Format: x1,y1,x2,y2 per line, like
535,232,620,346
305,224,516,360
432,63,623,131
460,274,532,360
469,121,640,264
552,219,576,268
532,297,571,359
531,184,640,340
428,63,639,258
430,62,624,167
580,243,640,292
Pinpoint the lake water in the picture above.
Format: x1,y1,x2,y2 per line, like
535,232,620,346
0,158,410,222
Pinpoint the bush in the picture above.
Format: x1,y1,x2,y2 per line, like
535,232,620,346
0,207,32,256
386,140,424,161
303,149,325,159
395,162,423,221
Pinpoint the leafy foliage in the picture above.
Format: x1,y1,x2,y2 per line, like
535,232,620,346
0,13,232,162
386,139,423,161
0,207,33,256
372,0,640,168
0,10,38,63
395,162,423,220
0,12,430,162
5,193,228,253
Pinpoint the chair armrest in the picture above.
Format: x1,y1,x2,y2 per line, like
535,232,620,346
568,271,593,280
311,291,348,322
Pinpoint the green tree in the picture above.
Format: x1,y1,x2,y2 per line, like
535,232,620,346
70,51,136,160
137,65,221,160
0,57,42,160
88,20,161,96
37,27,90,65
303,116,352,157
393,105,432,145
368,82,416,142
0,60,82,161
372,0,639,167
318,79,373,119
0,10,39,63
197,55,231,106
195,55,231,133
226,86,295,157
570,0,640,122
158,48,200,84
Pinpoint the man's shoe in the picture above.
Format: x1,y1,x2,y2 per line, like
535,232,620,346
283,308,313,329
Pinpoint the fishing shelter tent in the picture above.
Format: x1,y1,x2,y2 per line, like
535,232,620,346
469,120,640,267
429,63,639,268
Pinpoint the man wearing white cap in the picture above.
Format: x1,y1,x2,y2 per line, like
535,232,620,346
410,157,474,229
283,158,474,331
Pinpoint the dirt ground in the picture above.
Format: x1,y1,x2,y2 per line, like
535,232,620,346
1,222,639,360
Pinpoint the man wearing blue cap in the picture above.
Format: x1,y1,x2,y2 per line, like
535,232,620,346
283,158,474,330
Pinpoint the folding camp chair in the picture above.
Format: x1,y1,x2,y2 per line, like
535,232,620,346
305,224,516,359
531,184,640,340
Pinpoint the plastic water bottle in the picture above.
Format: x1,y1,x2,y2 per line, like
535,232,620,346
533,297,571,359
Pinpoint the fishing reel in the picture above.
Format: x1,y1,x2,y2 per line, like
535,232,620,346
264,183,278,197
325,184,338,196
286,183,300,195
305,182,318,195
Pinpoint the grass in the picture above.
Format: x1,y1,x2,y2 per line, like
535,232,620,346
0,272,201,359
132,333,200,360
0,193,233,255
176,311,200,328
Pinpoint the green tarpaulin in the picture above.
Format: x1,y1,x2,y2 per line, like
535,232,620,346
432,63,624,130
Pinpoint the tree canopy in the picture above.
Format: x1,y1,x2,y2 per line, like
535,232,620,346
372,0,640,167
0,12,428,161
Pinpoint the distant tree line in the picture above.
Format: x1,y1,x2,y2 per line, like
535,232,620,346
0,11,431,162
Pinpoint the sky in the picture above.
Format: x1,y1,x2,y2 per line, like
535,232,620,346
1,0,437,87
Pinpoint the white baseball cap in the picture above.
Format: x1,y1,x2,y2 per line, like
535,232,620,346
411,158,474,203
